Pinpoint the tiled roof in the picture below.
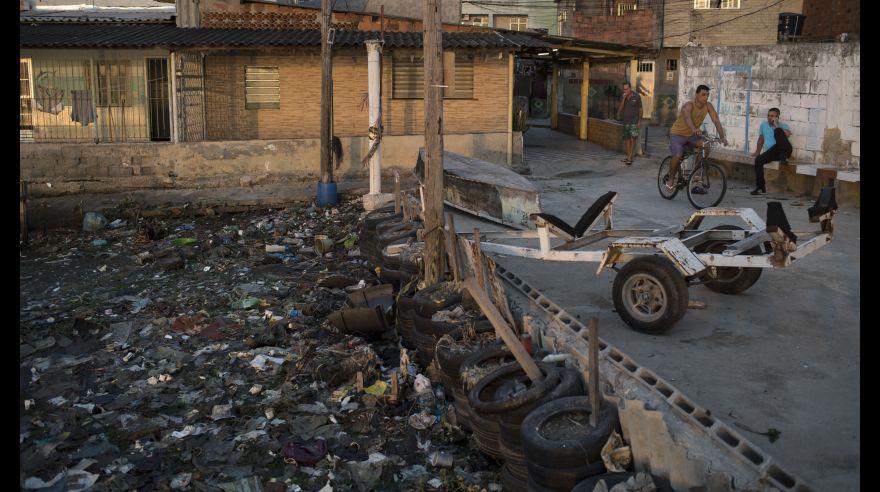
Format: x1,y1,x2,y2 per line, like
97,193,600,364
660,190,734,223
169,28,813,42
19,24,550,49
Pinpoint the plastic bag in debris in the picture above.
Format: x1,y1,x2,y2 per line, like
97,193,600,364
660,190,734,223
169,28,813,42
408,411,436,430
592,472,657,492
363,380,388,397
431,305,466,323
601,430,633,473
82,212,108,232
23,459,99,491
282,438,328,466
414,374,432,394
345,453,389,492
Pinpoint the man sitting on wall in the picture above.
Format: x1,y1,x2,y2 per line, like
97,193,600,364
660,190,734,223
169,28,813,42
750,107,793,195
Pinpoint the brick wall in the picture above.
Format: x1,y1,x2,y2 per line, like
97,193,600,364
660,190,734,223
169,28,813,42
663,0,803,47
587,118,625,152
569,9,656,46
679,43,859,168
202,47,510,141
801,0,859,41
198,0,471,31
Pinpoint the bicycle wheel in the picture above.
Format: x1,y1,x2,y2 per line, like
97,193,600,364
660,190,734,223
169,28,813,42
686,161,727,209
657,156,682,200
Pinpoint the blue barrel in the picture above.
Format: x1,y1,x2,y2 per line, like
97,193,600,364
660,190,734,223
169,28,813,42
316,181,338,207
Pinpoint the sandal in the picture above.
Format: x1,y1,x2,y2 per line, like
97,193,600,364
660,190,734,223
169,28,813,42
664,182,675,192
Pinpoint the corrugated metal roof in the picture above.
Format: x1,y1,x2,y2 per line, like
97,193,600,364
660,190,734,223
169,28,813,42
19,24,549,48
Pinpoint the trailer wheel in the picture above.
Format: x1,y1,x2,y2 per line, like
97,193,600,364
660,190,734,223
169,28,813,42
612,256,688,334
694,225,763,295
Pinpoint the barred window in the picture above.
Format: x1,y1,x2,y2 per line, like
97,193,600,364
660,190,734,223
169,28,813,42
694,0,740,8
97,60,131,107
617,3,637,15
245,66,280,109
392,51,474,99
509,16,528,30
462,14,489,27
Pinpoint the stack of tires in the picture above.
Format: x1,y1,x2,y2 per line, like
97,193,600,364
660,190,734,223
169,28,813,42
434,323,498,419
469,363,586,491
521,396,620,492
396,294,417,349
381,240,424,290
359,205,401,263
457,345,516,456
409,282,465,365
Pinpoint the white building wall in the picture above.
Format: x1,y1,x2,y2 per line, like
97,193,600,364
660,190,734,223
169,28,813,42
679,42,859,169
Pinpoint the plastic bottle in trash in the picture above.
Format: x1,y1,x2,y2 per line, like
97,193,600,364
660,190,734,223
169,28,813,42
265,244,291,253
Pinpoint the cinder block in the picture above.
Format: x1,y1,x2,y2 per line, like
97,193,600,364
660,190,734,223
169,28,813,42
808,108,826,123
852,141,860,157
805,137,822,152
841,125,860,141
812,80,829,94
788,107,809,122
781,93,800,108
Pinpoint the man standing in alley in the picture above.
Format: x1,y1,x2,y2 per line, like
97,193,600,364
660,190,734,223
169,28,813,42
750,107,793,195
664,85,727,193
618,82,641,165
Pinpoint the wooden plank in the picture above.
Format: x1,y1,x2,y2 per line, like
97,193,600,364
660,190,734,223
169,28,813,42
486,256,516,329
463,277,542,383
446,213,461,283
579,61,590,140
472,228,485,290
587,318,601,426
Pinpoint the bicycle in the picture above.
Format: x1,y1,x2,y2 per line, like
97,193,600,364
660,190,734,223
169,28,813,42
658,135,728,209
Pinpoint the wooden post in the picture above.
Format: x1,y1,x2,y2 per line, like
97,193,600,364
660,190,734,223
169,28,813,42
463,277,543,383
422,0,445,286
550,65,559,130
394,171,401,214
20,180,28,245
579,60,590,141
319,0,334,184
390,372,399,405
446,212,460,283
472,228,485,290
507,52,514,167
587,317,601,426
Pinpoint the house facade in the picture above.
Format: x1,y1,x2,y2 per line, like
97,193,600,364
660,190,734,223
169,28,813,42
461,1,555,34
20,13,544,196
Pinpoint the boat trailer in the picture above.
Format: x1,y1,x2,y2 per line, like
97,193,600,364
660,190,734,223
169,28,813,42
457,187,839,333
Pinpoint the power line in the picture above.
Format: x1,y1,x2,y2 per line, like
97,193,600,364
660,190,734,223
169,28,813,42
632,0,787,45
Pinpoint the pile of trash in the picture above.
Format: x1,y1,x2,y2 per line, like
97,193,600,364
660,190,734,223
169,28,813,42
19,198,505,492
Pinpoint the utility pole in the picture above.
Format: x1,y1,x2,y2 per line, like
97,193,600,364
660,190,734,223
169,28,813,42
317,0,337,206
422,0,445,286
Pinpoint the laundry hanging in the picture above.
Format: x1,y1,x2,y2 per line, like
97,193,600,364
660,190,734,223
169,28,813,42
70,89,97,126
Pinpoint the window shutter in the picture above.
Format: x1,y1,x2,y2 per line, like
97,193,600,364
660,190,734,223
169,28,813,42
245,66,280,109
392,55,424,99
452,53,474,99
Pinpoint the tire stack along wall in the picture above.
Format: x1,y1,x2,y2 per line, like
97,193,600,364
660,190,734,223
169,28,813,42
678,43,859,169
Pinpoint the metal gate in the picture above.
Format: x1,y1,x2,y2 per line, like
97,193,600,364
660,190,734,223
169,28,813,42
147,58,171,141
175,51,206,142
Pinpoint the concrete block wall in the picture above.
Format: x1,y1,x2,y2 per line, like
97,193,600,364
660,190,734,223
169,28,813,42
679,42,859,169
20,132,518,197
587,118,625,152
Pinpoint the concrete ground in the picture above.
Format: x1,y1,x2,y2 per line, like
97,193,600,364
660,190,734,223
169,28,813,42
452,126,859,492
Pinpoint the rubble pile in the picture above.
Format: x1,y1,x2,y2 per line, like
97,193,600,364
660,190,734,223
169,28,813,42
19,199,505,492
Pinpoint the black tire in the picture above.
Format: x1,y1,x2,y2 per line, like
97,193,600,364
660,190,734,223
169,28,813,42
658,156,682,200
686,161,727,209
612,256,689,334
413,281,464,318
694,225,764,295
571,473,636,492
471,406,504,460
363,207,400,232
397,295,416,347
521,396,620,470
526,459,606,491
380,238,410,270
501,462,528,492
436,324,496,389
469,364,561,418
377,223,422,251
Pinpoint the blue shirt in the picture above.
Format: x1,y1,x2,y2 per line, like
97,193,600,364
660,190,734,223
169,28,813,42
759,121,790,151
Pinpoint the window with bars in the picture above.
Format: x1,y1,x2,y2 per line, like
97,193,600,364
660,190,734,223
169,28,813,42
463,15,489,27
509,16,528,30
392,51,474,99
97,60,131,107
694,0,740,9
617,3,637,15
666,59,678,71
245,66,280,109
20,59,34,133
638,61,654,73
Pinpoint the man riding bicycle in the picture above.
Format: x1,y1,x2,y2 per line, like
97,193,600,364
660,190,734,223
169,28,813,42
666,85,728,194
